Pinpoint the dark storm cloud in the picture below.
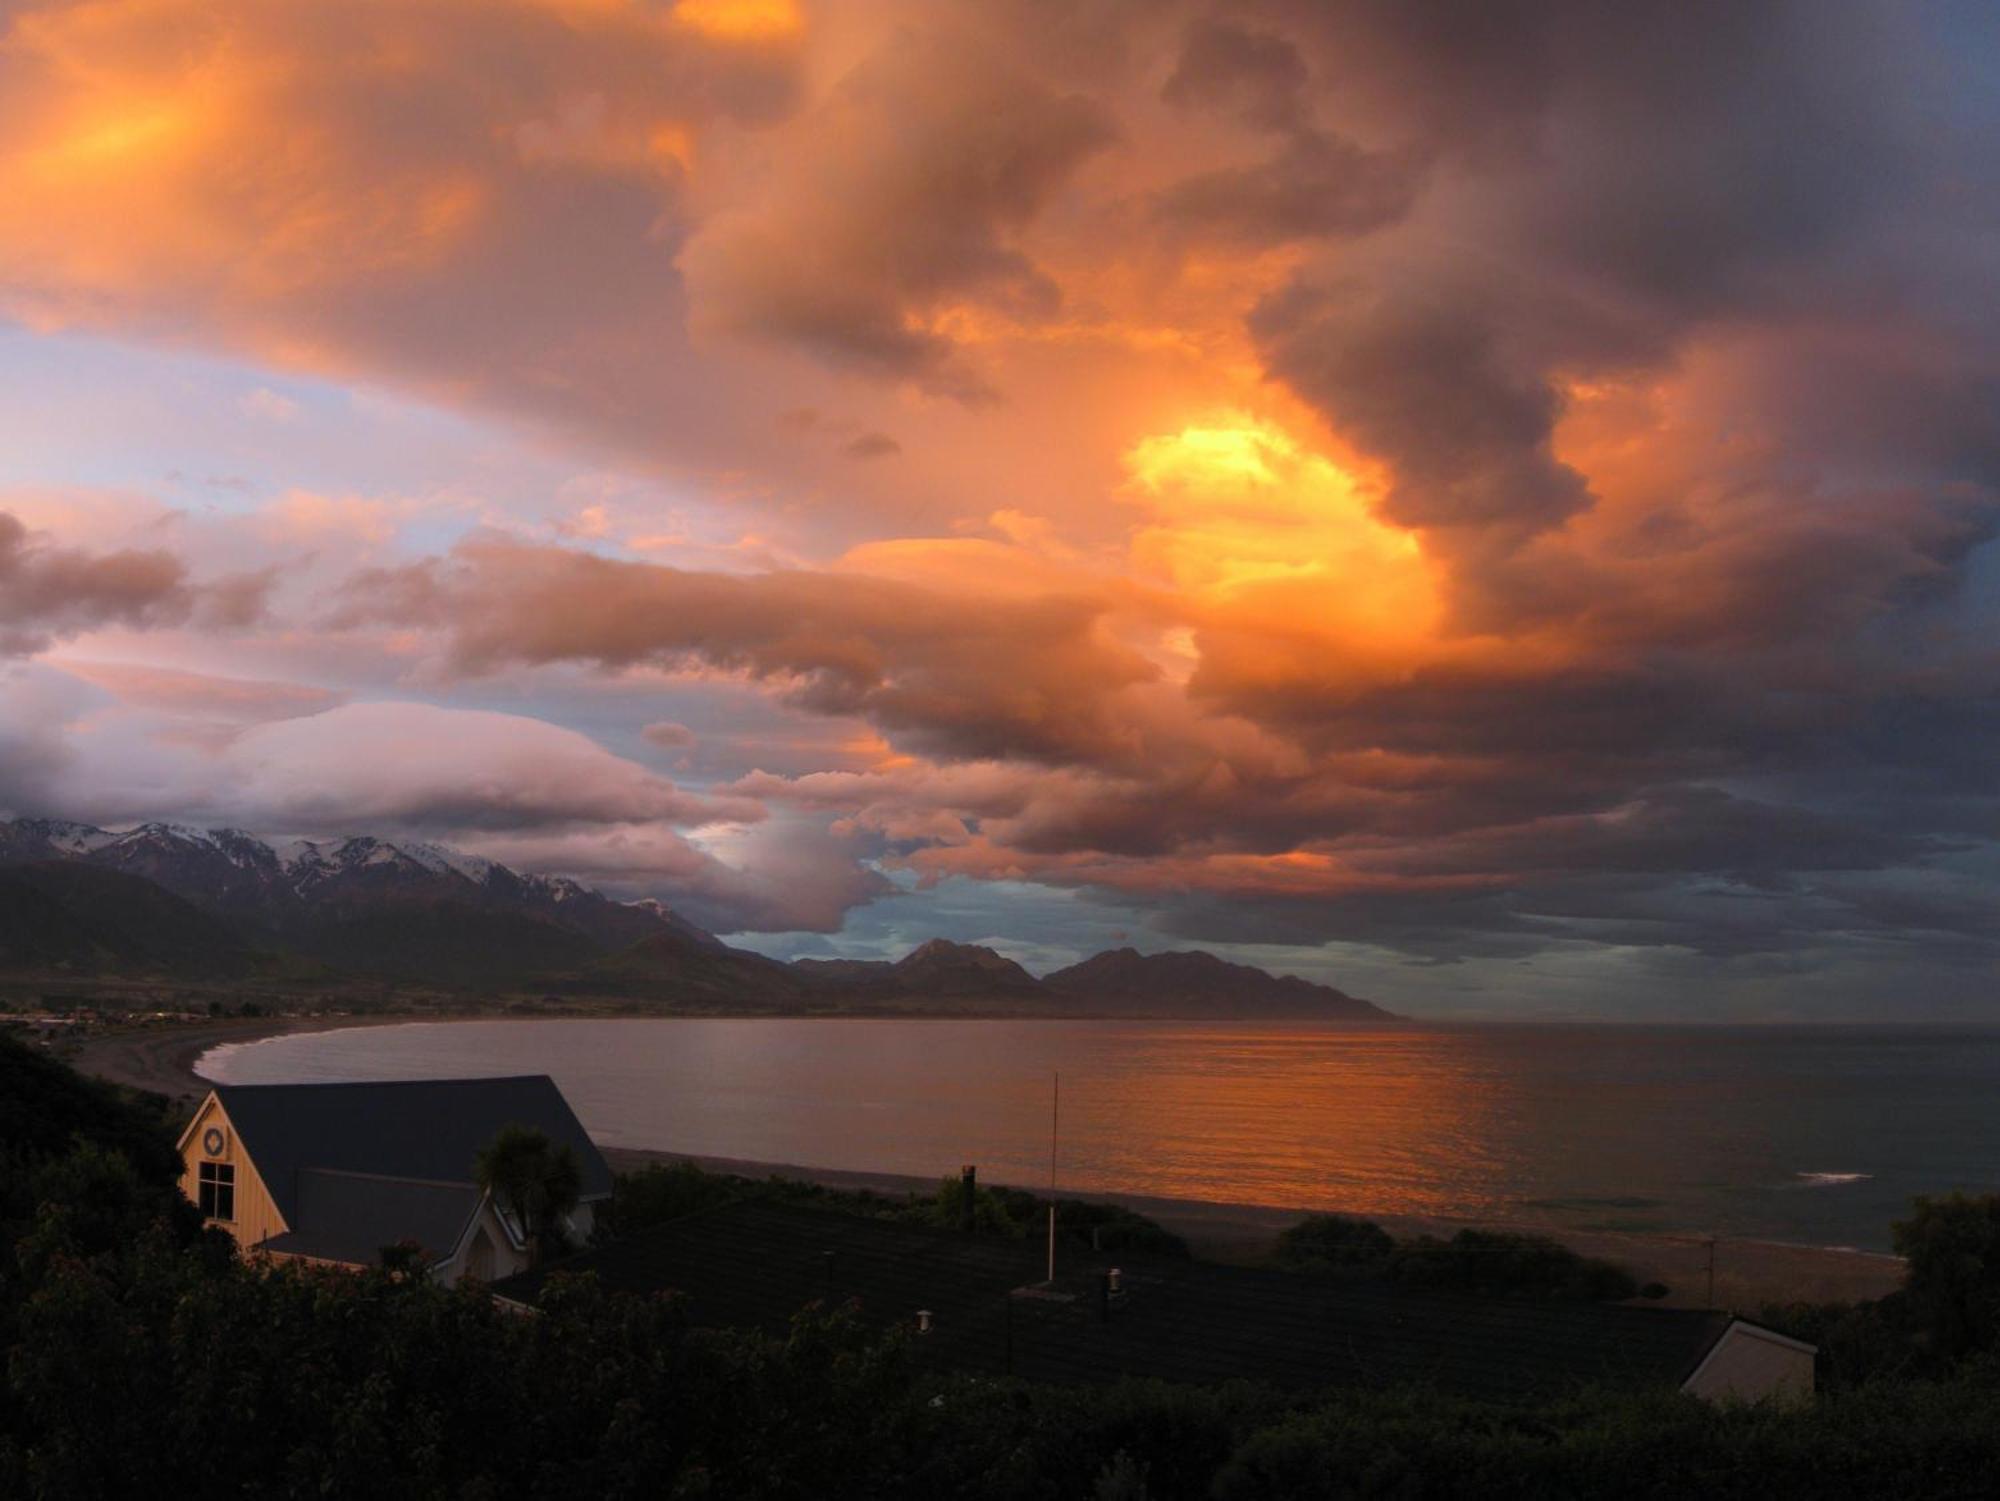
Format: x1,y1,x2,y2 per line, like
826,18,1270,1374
1157,17,1418,246
1347,787,1949,885
1161,16,1311,132
1251,277,1592,543
1091,0,2000,980
1156,130,1417,247
1239,1,1961,601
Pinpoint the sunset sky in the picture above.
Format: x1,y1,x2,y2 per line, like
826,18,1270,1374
4,0,1999,1017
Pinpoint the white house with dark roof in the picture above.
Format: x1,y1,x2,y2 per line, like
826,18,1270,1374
176,1075,613,1284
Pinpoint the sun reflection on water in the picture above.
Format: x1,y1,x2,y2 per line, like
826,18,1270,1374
202,1017,2000,1249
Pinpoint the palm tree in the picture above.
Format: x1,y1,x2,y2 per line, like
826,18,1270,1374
474,1125,582,1269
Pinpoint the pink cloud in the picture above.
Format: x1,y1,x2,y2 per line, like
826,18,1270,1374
215,701,759,832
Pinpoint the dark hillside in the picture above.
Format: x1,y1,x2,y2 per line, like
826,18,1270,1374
1045,947,1392,1019
0,862,273,980
0,1029,181,1186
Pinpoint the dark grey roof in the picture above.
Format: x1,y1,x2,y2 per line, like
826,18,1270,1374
495,1199,1740,1402
260,1170,483,1267
216,1075,611,1226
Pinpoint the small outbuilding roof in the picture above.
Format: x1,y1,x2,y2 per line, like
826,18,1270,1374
212,1074,612,1226
494,1198,1753,1401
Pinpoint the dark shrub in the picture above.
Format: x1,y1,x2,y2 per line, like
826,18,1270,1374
599,1160,742,1237
1052,1198,1193,1259
1758,1295,1925,1386
1389,1229,1640,1301
1274,1214,1396,1271
924,1173,1026,1236
0,1032,183,1193
1894,1193,2000,1362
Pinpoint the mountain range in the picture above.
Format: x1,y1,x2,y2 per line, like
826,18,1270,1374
0,819,1393,1019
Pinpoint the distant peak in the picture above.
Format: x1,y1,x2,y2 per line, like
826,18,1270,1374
396,839,495,882
898,937,1020,968
3,818,115,854
1045,945,1391,1017
126,821,222,846
22,817,108,837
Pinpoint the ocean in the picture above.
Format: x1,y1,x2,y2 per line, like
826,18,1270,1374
198,1018,2000,1251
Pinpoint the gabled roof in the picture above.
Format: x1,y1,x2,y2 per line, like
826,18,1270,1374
494,1198,1745,1401
261,1170,484,1267
212,1075,612,1226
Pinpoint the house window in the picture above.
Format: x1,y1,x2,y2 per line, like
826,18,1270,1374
198,1161,235,1221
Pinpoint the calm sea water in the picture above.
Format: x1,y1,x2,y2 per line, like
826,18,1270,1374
199,1020,2000,1251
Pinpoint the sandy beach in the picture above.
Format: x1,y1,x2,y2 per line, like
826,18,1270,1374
70,1016,1906,1311
71,1014,397,1110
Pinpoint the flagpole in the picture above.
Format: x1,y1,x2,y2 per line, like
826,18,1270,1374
1046,1070,1059,1283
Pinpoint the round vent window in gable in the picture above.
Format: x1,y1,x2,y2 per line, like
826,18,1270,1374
202,1127,227,1158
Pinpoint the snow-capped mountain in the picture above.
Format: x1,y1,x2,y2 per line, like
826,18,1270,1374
278,835,501,889
3,820,645,913
0,818,726,986
7,819,120,857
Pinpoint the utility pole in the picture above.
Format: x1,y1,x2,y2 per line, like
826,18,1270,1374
1046,1070,1059,1284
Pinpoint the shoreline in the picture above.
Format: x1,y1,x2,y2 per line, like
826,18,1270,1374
66,1014,1908,1310
68,1013,385,1108
596,1144,1903,1312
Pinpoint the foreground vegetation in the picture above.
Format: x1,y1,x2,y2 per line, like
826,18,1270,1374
1273,1212,1659,1301
6,1035,2000,1498
604,1157,1195,1260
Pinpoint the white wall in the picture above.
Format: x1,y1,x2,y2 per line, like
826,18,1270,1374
437,1198,532,1287
1682,1322,1815,1404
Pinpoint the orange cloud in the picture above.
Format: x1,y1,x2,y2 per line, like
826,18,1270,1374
1122,414,1441,677
0,0,803,386
670,0,803,44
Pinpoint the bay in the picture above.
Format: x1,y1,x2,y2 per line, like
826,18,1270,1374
199,1018,2000,1251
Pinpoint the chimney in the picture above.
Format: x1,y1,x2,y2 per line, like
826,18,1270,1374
960,1164,977,1233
